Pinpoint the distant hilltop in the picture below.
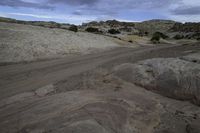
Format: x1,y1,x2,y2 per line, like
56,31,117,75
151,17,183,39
0,17,71,29
82,19,200,34
0,17,200,34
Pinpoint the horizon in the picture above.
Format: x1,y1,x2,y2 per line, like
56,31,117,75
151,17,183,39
0,16,182,25
0,0,200,24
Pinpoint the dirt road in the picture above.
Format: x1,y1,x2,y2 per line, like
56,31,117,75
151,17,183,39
1,44,199,99
0,43,200,133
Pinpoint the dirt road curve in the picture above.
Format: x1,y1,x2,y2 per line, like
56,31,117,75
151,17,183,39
1,44,199,99
0,44,200,133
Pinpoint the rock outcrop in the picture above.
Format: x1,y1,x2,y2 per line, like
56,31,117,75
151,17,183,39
114,53,200,105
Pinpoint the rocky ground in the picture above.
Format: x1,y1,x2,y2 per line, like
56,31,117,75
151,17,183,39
0,43,200,133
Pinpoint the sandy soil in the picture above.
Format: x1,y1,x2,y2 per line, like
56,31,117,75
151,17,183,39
0,43,200,133
0,22,127,63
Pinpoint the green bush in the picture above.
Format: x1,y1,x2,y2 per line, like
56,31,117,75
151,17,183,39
85,27,99,33
108,29,121,34
68,25,78,32
151,34,160,43
144,31,149,36
128,40,133,43
151,32,169,44
154,32,169,39
138,31,149,36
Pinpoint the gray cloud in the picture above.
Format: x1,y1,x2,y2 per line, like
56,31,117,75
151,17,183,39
74,0,181,16
0,0,53,9
46,0,180,10
0,0,183,16
171,6,200,15
72,10,82,15
0,0,181,11
102,0,177,9
48,0,99,6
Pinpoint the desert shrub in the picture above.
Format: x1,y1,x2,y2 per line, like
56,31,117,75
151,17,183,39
138,32,144,37
48,23,61,28
16,20,26,24
173,34,184,40
55,23,61,28
69,25,78,32
144,31,149,36
185,34,192,39
138,31,149,36
151,34,160,43
153,32,169,39
85,27,99,33
37,23,45,27
108,29,121,34
151,32,169,43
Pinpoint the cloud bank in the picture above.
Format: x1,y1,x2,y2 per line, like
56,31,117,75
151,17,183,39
0,0,200,23
0,0,53,9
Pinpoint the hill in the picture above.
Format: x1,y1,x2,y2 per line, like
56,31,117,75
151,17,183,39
135,19,176,34
0,22,121,63
0,17,71,29
171,22,200,32
82,19,177,35
1,17,200,35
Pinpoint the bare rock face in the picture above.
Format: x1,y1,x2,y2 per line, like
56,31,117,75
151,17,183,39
114,54,200,105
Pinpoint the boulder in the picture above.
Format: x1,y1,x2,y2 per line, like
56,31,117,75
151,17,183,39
114,55,200,105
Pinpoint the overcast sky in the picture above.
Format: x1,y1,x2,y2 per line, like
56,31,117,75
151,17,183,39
0,0,200,24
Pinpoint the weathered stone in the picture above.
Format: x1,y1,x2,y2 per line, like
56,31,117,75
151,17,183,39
114,56,200,105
